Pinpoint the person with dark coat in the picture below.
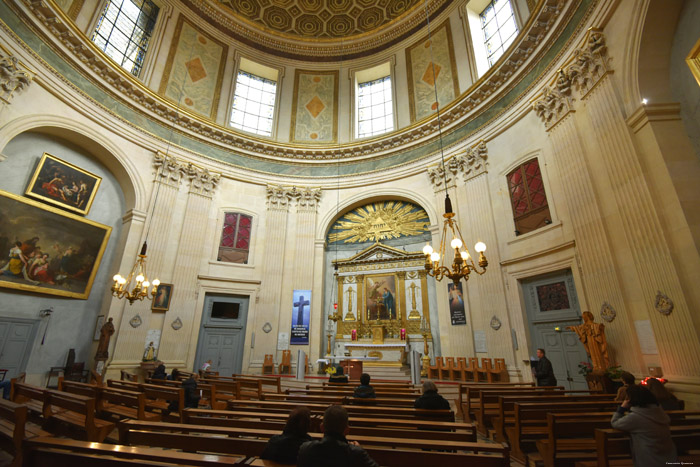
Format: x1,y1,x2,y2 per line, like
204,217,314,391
151,364,167,380
297,405,378,467
182,374,201,409
615,371,635,402
167,368,180,381
261,406,314,465
533,348,557,386
328,364,349,383
646,378,683,411
353,373,376,399
414,380,450,410
611,384,678,466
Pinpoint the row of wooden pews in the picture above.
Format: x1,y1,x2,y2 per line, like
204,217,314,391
430,357,508,382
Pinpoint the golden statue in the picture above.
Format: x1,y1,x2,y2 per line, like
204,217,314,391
568,311,610,371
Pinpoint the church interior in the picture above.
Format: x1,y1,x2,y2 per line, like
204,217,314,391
0,0,699,464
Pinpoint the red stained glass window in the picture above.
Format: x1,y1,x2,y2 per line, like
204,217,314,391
218,212,252,264
507,159,551,235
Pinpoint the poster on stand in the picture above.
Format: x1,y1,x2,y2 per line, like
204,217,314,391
291,289,311,345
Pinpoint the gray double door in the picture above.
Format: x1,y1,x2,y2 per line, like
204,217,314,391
0,317,39,380
522,270,589,390
194,294,249,376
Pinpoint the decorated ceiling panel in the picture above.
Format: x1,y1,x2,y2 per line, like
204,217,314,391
213,0,424,38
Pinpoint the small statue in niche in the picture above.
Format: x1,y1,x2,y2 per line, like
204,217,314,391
95,317,114,359
143,341,157,362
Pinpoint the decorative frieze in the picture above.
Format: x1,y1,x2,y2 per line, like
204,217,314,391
0,50,32,103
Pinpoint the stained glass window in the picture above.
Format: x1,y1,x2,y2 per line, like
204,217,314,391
218,212,252,264
507,159,551,235
480,0,518,67
357,76,394,138
230,71,277,137
92,0,159,77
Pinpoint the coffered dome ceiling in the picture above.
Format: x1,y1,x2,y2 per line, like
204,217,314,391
184,0,451,60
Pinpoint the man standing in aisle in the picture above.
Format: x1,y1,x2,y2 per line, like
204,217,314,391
533,348,557,386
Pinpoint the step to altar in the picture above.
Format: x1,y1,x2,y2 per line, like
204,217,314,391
362,365,411,381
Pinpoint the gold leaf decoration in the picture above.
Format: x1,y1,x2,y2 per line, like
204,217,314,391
328,201,429,244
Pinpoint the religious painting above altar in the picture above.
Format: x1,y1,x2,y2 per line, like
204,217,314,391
366,274,398,320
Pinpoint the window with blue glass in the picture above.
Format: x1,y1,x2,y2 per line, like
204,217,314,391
92,0,159,77
230,71,277,137
480,0,518,67
357,76,394,138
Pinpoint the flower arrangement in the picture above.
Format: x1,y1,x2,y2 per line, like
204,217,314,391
324,365,337,376
604,365,623,380
578,361,593,376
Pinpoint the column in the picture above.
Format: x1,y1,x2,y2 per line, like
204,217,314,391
159,164,220,364
577,62,700,376
109,152,185,366
532,74,642,373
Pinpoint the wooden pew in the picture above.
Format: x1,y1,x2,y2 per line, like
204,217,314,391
456,381,535,415
146,378,223,410
118,419,499,453
10,382,48,418
0,398,30,466
537,412,700,467
588,425,700,467
323,380,413,388
107,380,185,421
463,386,565,423
23,436,246,466
289,388,420,399
202,379,241,405
119,370,138,382
231,374,282,394
99,387,160,421
43,389,115,442
182,408,476,442
226,398,455,421
493,398,619,443
262,391,418,408
309,384,420,394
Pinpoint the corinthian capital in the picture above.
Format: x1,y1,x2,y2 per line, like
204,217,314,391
566,30,610,96
187,164,220,197
266,184,294,210
456,141,489,181
427,165,453,192
297,187,322,211
0,52,33,104
532,70,574,130
153,151,186,187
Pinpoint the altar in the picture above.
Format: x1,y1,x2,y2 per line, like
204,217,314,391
344,341,408,367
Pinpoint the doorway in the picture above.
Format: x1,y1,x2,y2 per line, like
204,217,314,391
521,269,589,390
194,294,249,375
0,317,39,379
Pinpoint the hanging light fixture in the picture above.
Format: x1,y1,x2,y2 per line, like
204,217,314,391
111,241,160,305
420,0,488,285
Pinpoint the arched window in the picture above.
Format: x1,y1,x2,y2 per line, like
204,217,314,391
218,212,252,264
507,158,551,235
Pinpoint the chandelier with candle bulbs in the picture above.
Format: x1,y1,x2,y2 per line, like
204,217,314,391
111,241,160,305
422,194,488,285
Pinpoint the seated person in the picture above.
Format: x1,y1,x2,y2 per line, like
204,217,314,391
261,406,313,464
414,380,450,410
615,371,635,402
353,373,376,399
646,378,683,410
167,368,180,381
182,373,201,409
297,405,378,467
0,380,10,400
328,364,349,383
151,364,167,380
611,384,677,464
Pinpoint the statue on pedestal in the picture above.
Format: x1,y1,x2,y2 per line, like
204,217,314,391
568,311,610,371
95,317,114,359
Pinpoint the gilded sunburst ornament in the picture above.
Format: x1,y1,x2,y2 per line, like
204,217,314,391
328,201,429,244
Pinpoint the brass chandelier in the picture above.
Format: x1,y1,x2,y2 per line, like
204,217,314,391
111,241,160,305
420,0,487,285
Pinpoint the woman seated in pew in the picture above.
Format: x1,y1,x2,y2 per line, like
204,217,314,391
353,373,376,399
615,371,635,402
261,406,314,465
167,368,179,381
611,384,678,465
151,364,167,380
646,378,683,411
414,380,450,410
328,364,349,383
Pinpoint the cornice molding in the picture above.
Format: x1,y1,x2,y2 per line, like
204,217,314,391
6,0,591,175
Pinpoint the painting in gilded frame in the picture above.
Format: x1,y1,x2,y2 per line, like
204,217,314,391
151,283,174,312
0,189,111,299
405,20,459,122
364,273,399,321
25,153,101,216
159,15,227,119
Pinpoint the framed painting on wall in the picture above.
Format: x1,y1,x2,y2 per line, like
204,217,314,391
364,273,399,321
25,153,102,215
0,189,111,299
151,283,174,312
